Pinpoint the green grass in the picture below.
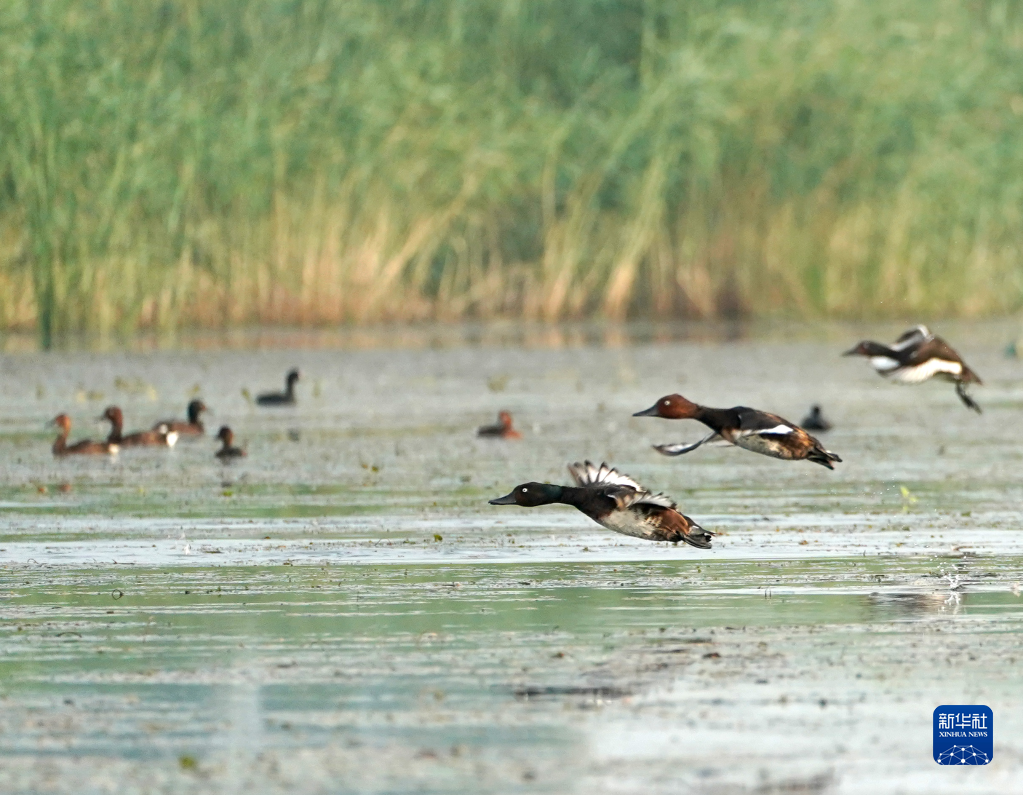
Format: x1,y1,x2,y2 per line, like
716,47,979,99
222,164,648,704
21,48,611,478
2,0,1023,344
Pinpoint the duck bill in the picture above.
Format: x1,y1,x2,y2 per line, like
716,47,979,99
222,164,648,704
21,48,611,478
841,346,861,357
632,403,660,417
488,492,517,505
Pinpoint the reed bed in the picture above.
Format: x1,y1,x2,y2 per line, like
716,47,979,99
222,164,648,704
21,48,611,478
2,0,1023,345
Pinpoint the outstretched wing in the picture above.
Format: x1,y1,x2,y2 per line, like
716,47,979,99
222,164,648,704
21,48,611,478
568,461,676,511
568,461,645,491
891,325,932,350
653,432,724,457
611,487,676,511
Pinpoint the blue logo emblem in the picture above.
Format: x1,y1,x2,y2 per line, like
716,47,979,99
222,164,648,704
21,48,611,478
933,705,993,765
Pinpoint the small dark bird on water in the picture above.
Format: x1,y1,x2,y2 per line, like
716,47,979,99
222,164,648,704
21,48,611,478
800,405,832,432
215,426,245,460
101,406,178,447
843,325,982,413
154,400,207,436
256,369,300,406
49,414,119,456
477,410,522,439
489,461,713,548
633,394,841,469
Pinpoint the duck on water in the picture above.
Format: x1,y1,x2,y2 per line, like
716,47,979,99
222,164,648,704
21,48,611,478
800,405,832,432
215,426,245,460
256,369,300,406
633,394,841,469
477,410,522,439
489,461,713,548
50,414,119,456
101,406,178,448
154,400,207,436
843,325,982,413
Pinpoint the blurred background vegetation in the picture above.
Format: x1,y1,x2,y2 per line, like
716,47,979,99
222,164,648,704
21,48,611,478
2,0,1023,346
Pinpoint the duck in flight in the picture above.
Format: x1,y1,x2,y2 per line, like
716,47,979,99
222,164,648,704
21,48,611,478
50,414,119,456
101,406,178,447
477,410,522,439
633,394,842,469
256,369,299,406
843,325,982,413
154,400,207,436
489,461,713,548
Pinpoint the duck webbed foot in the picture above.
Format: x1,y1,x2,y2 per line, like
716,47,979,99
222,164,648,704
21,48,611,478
955,381,982,414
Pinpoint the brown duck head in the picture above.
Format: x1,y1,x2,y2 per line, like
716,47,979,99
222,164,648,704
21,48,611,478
633,394,700,420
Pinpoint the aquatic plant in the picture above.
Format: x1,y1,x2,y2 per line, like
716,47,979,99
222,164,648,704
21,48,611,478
2,0,1023,344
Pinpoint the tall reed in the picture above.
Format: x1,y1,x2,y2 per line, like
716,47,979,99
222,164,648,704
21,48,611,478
2,0,1023,344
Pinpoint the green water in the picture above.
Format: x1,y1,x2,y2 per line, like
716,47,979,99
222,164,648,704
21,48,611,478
2,322,1022,793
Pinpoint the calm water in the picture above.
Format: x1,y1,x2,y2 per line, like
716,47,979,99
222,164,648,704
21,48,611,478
2,321,1023,794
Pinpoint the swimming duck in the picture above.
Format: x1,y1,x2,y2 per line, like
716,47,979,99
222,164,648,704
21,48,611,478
633,394,842,469
489,461,713,548
50,414,119,456
843,325,982,413
256,369,299,406
154,400,207,436
101,406,178,448
477,410,522,439
800,405,832,432
215,426,245,460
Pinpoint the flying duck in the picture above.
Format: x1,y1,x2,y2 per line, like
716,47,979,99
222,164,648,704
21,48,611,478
477,410,522,439
800,405,832,432
633,395,842,469
256,369,299,406
489,461,713,548
154,400,207,436
101,406,178,447
50,414,119,456
215,426,245,460
843,325,982,412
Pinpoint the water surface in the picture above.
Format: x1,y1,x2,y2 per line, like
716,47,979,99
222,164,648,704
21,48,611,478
2,322,1022,793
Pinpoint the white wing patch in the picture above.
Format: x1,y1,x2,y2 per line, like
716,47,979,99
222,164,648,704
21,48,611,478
741,424,794,437
890,325,932,351
889,358,962,384
568,461,645,491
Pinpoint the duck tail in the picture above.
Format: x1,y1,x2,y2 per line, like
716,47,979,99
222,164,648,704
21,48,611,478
959,364,983,385
677,517,714,549
955,381,982,414
807,445,842,470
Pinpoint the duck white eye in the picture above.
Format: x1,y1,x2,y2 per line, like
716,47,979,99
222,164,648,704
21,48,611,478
521,487,528,492
662,399,670,405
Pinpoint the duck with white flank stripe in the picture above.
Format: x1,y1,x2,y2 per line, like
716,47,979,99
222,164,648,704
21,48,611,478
633,394,842,469
843,325,983,413
488,461,714,548
101,406,178,448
